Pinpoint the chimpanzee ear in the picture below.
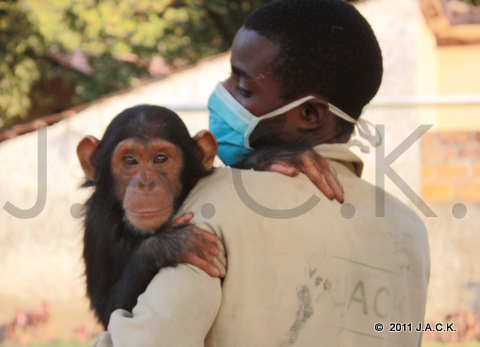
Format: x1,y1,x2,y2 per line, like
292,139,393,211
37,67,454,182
77,136,100,182
193,130,218,171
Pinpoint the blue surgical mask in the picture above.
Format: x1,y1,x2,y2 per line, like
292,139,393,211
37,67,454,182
208,83,315,165
208,82,381,166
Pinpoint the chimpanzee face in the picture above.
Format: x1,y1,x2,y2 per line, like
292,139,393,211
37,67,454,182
77,105,218,237
111,138,184,234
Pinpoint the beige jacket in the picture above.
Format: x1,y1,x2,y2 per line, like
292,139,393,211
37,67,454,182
93,144,430,347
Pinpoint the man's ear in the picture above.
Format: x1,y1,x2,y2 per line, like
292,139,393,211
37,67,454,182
300,98,329,129
77,136,100,182
193,130,218,171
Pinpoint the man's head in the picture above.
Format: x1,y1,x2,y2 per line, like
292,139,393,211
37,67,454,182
220,0,383,148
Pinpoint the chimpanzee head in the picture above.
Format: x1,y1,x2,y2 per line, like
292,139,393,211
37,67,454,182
77,104,217,234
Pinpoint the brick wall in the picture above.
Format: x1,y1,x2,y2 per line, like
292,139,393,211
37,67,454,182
420,131,480,327
422,131,480,201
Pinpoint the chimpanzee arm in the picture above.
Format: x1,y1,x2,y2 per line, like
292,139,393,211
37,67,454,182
92,263,221,347
97,224,225,327
237,145,344,203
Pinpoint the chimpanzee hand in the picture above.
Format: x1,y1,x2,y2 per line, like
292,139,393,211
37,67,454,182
166,212,226,278
240,146,344,203
134,213,226,280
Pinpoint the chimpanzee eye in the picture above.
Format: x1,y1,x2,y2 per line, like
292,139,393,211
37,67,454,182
154,154,168,164
123,155,137,165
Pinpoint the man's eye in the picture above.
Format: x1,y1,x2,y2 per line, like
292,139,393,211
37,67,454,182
237,86,252,97
154,154,168,164
123,156,138,165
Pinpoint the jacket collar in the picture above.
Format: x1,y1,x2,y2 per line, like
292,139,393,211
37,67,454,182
312,144,364,177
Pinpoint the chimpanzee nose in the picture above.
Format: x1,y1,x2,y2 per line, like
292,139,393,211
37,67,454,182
135,167,156,190
137,177,154,188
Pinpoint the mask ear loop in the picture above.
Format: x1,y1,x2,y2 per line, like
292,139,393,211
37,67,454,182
243,99,382,152
243,95,316,149
355,118,382,147
328,104,382,153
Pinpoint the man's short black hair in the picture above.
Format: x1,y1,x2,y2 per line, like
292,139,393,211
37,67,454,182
244,0,383,123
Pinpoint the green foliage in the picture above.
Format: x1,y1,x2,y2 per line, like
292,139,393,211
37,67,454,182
0,0,270,129
0,0,44,127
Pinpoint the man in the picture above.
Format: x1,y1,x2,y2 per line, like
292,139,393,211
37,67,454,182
94,0,429,346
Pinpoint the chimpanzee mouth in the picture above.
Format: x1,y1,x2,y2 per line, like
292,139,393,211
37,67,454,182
126,206,170,218
125,205,170,218
124,206,172,235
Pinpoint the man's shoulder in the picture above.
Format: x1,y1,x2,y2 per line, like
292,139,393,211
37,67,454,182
198,166,306,189
354,175,426,224
181,166,321,217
